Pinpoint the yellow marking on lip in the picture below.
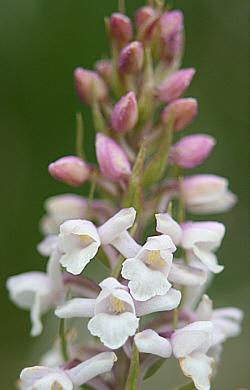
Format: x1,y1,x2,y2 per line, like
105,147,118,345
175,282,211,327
77,234,93,245
146,250,165,267
110,295,124,314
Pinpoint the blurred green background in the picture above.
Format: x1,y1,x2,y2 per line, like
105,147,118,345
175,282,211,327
1,0,249,388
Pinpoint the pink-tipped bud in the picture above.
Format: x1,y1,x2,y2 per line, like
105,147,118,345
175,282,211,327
155,68,196,102
134,6,156,29
109,13,133,46
95,133,131,182
111,91,138,133
118,41,144,74
48,156,91,187
95,59,113,87
135,6,159,44
160,10,184,63
169,134,216,169
74,67,109,105
160,98,198,131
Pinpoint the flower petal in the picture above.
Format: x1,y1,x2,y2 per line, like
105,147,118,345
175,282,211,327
155,213,182,245
88,312,139,349
55,298,96,318
171,321,214,358
193,247,224,274
179,352,214,390
122,258,172,301
134,288,181,316
168,262,207,286
60,243,99,275
110,230,142,258
97,207,136,244
67,352,117,386
135,329,172,358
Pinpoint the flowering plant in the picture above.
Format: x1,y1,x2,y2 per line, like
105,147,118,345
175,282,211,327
6,1,244,389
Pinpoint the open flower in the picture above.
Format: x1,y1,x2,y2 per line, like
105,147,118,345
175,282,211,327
59,220,101,275
19,352,117,390
55,277,181,350
135,321,214,390
156,213,225,274
6,249,66,336
59,207,139,275
121,234,176,301
55,277,139,349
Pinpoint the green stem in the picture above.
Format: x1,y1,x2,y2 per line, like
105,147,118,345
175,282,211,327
178,175,185,224
172,307,178,330
124,338,139,390
86,171,97,220
59,318,69,362
75,111,85,160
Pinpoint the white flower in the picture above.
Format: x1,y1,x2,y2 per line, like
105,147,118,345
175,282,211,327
59,219,101,275
59,207,139,275
19,352,117,390
135,321,214,390
56,277,139,350
6,249,66,336
121,235,176,301
156,213,225,274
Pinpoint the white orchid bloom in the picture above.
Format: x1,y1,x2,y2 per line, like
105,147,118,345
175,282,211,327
19,352,117,390
59,219,101,275
121,235,176,301
58,207,139,275
6,249,66,336
56,277,139,350
135,321,214,390
156,213,225,274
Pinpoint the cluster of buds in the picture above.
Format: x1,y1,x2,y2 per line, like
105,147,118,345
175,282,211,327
6,1,242,390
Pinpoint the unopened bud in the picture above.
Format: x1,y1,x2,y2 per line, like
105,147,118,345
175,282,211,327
109,13,133,46
95,59,113,87
74,67,109,105
169,134,216,169
48,156,91,187
183,174,238,214
161,98,198,131
135,6,159,44
155,68,196,102
111,91,138,133
95,133,131,182
160,10,184,63
118,41,144,74
134,6,156,30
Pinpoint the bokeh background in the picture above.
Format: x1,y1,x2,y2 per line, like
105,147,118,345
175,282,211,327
1,0,249,388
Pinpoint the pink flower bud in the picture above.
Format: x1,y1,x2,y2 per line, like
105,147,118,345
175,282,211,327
155,68,196,102
74,67,109,105
48,156,91,187
135,6,159,44
110,13,133,45
183,174,238,214
95,59,113,87
160,98,198,131
169,134,216,169
95,133,131,182
111,91,138,133
160,10,184,63
134,6,156,30
118,41,144,74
